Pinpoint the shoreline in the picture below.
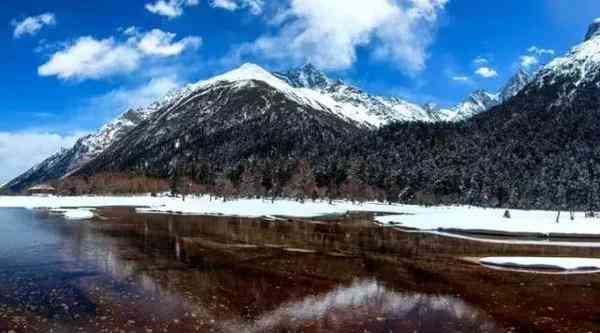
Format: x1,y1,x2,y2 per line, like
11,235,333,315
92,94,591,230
2,194,600,240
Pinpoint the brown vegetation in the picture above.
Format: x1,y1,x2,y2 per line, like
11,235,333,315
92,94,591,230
56,160,385,203
56,173,170,195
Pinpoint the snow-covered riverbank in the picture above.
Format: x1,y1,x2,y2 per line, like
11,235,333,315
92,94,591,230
2,195,600,237
0,195,413,218
480,257,600,271
376,206,600,237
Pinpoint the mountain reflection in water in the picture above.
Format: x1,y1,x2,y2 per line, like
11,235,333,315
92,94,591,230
221,279,499,332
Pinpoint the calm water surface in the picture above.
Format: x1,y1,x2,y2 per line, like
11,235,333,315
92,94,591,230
0,207,511,332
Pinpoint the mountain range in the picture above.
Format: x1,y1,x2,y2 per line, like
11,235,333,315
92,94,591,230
6,19,600,211
3,58,530,194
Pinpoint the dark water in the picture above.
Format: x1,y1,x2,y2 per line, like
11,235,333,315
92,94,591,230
0,208,504,332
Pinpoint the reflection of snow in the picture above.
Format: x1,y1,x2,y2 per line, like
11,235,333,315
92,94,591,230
221,279,499,332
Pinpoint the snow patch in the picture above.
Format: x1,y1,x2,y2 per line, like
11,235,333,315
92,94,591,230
3,196,600,238
480,257,600,271
49,208,95,220
376,206,600,237
0,195,411,218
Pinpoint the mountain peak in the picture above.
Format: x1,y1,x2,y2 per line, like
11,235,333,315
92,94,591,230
299,62,318,72
192,62,288,90
470,90,499,101
277,63,332,89
585,18,600,41
500,68,531,101
224,62,272,79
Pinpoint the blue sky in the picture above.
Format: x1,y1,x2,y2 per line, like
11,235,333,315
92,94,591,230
1,0,599,183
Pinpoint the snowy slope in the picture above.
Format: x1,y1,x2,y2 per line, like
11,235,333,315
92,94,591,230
276,64,434,126
436,90,501,122
500,68,531,101
533,20,600,102
434,69,532,122
186,63,430,127
1,88,194,192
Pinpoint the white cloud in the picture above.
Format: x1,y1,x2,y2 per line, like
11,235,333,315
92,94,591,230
210,0,265,14
137,29,201,57
515,45,555,71
242,0,448,73
527,46,555,56
38,37,142,80
12,13,56,38
0,131,82,185
122,26,140,36
38,29,201,80
473,56,488,65
475,66,498,78
451,75,471,83
520,55,539,69
145,0,199,18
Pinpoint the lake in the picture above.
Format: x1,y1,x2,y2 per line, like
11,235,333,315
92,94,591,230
0,207,599,332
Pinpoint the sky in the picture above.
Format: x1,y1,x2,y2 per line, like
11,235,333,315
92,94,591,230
1,0,599,184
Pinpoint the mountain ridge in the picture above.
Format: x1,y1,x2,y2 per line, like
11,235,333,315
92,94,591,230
0,54,541,194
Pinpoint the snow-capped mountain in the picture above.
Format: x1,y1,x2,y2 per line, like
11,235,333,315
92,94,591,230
431,69,531,122
276,63,333,90
500,68,531,102
585,18,600,42
6,19,600,211
1,62,534,193
72,64,363,181
436,90,501,122
1,107,153,193
276,64,435,125
1,84,203,193
532,19,600,105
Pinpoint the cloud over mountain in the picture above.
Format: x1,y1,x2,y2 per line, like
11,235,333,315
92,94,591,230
38,29,201,80
239,0,448,73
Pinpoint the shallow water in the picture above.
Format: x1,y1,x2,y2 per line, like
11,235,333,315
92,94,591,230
0,207,508,332
2,207,600,332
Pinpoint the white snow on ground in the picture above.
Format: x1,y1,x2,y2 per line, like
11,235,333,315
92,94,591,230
135,197,408,218
0,195,410,218
376,206,600,236
49,208,95,220
3,195,600,237
480,257,600,271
